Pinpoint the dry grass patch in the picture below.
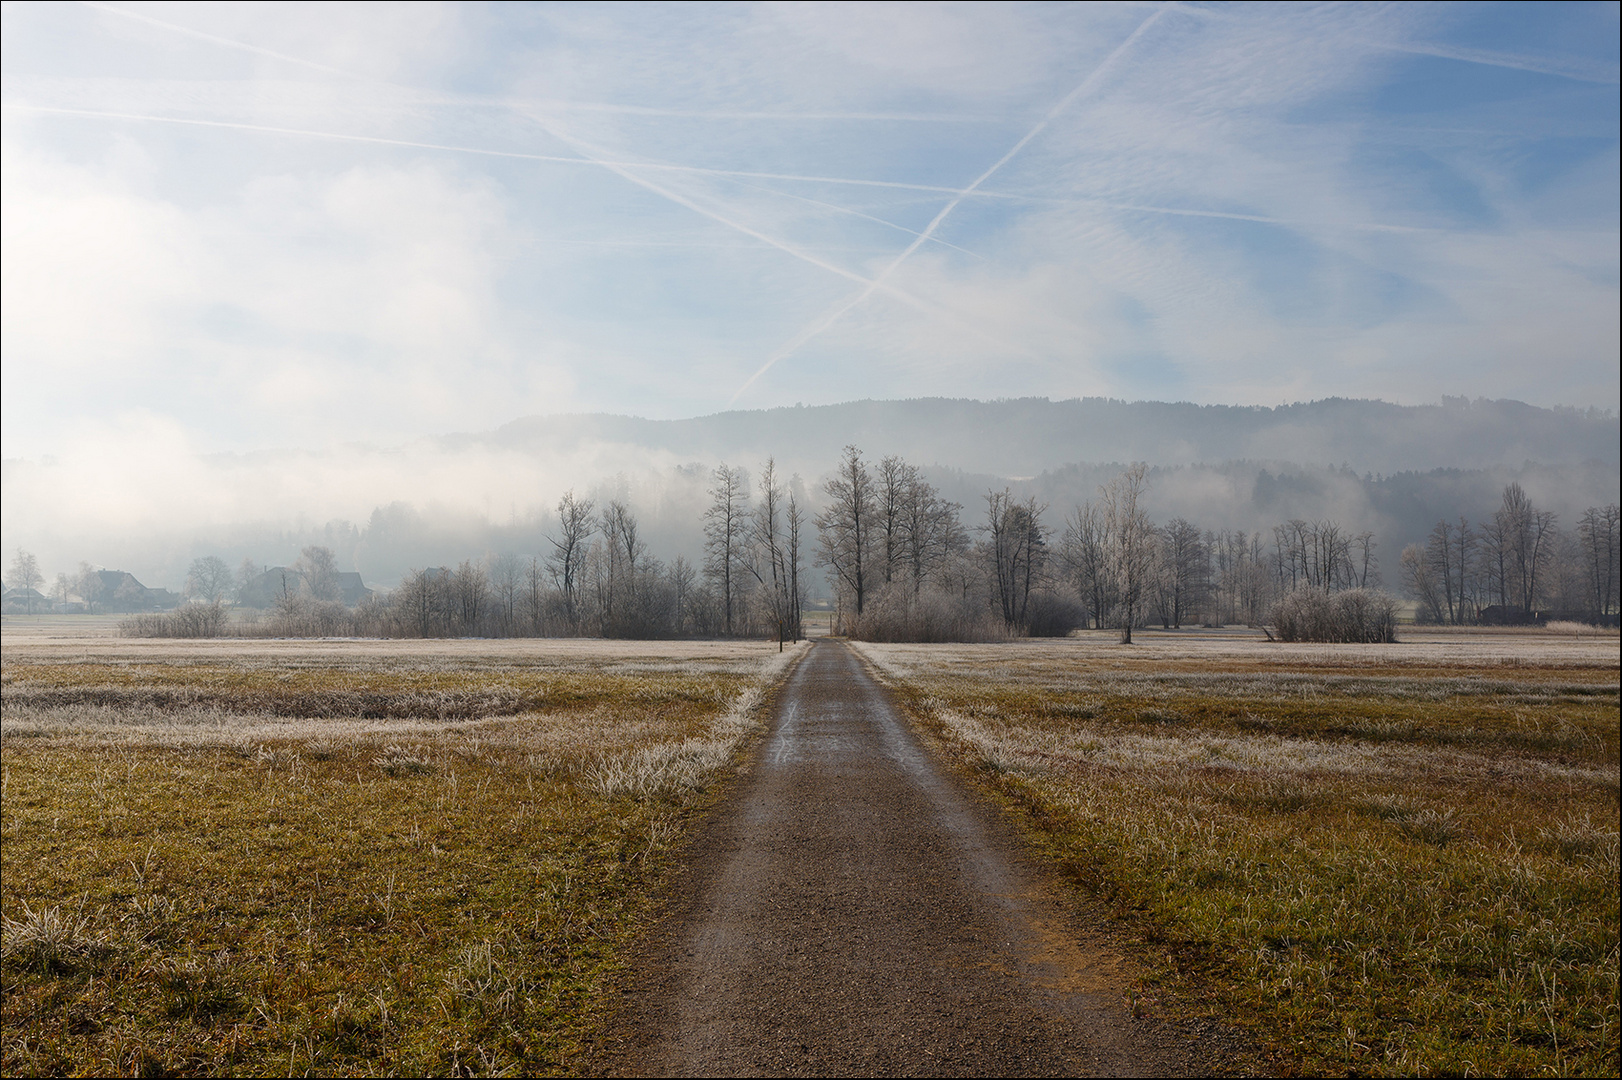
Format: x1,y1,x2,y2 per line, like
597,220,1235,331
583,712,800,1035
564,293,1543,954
859,636,1619,1077
2,640,803,1076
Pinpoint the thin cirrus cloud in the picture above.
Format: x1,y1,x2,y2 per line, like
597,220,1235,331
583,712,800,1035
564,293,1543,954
0,0,1617,470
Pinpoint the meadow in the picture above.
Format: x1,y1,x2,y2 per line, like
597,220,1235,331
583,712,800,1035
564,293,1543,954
858,628,1620,1077
1,622,802,1076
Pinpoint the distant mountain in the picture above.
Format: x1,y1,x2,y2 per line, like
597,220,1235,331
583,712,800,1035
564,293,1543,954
475,396,1617,478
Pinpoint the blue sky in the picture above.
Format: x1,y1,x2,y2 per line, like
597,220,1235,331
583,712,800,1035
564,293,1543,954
3,0,1618,464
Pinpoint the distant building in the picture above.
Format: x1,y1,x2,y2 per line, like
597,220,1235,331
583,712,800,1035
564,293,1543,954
237,567,372,609
2,587,50,615
76,570,178,613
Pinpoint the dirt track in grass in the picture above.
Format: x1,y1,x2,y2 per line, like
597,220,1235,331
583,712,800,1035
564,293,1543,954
594,639,1240,1077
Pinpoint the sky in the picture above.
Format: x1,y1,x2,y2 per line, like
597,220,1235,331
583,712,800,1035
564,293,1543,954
2,3,1618,495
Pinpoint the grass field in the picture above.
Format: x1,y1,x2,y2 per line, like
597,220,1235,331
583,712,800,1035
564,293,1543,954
1,623,802,1076
858,628,1620,1077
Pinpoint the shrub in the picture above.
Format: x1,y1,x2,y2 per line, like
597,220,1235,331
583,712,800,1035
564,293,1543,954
120,603,227,639
1269,587,1397,643
849,586,1005,643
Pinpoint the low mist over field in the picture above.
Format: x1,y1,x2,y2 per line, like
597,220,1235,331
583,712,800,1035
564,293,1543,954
2,395,1617,593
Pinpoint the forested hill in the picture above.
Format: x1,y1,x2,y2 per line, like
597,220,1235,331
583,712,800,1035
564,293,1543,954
482,397,1617,478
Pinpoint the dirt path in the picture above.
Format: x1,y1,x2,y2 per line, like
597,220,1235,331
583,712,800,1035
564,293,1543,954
598,639,1231,1077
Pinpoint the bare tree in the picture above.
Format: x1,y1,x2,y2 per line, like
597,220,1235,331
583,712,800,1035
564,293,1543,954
547,490,595,632
749,459,795,649
487,553,523,635
295,546,341,602
1351,531,1380,590
786,488,805,640
1100,464,1155,644
1494,483,1557,614
816,446,876,629
185,555,233,606
898,466,964,597
524,555,547,635
704,464,750,635
877,455,908,585
671,554,697,636
983,489,1046,633
453,559,488,633
1155,518,1206,628
1578,504,1619,619
1062,503,1111,629
75,563,106,614
6,549,43,613
1402,543,1446,623
1425,520,1459,624
396,568,443,637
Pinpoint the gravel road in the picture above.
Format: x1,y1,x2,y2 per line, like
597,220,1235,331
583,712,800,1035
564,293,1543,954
598,639,1233,1077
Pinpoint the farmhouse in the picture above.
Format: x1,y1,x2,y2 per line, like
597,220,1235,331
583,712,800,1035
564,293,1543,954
237,567,372,609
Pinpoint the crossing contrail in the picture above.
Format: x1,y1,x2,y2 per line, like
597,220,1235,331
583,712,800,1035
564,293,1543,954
8,103,1432,240
730,5,1172,403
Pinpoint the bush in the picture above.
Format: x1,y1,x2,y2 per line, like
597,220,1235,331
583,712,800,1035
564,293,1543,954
1269,587,1397,643
850,585,1006,643
120,603,227,638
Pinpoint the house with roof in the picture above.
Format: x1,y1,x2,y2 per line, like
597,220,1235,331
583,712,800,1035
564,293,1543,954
77,570,178,613
237,567,372,609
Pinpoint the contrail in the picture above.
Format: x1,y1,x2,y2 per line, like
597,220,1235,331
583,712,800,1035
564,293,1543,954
512,116,1027,356
7,104,1432,239
730,4,1171,403
720,179,990,261
80,2,1010,118
3,102,985,195
1371,40,1619,85
78,1,371,81
512,113,1031,363
4,103,610,166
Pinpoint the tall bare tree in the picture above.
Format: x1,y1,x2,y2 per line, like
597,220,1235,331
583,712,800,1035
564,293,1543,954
1494,483,1557,614
1403,543,1446,623
898,466,963,597
983,490,1046,633
452,559,488,632
1156,518,1206,628
1578,503,1620,618
704,464,750,635
487,553,523,635
547,490,595,632
1100,464,1155,644
749,459,796,649
816,446,875,629
524,555,547,634
786,488,805,640
1062,503,1111,629
877,455,908,585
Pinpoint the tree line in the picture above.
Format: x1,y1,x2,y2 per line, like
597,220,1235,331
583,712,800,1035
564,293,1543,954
11,452,1617,640
809,450,1616,640
1401,484,1619,625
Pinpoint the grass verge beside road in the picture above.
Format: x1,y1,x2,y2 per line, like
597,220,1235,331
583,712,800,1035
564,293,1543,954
860,634,1620,1077
1,641,799,1076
